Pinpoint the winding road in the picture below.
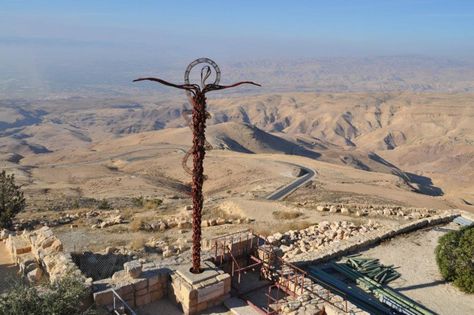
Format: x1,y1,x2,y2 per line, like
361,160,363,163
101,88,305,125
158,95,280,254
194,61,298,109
266,163,316,201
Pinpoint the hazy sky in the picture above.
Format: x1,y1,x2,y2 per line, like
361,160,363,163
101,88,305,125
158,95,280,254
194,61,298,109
1,1,473,96
1,0,473,59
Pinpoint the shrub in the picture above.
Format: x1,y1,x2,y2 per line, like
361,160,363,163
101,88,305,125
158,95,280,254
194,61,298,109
97,199,111,210
144,198,162,210
130,217,144,232
204,206,241,221
129,237,146,251
0,276,94,315
272,210,302,220
132,196,145,207
435,226,474,293
0,170,26,229
132,196,162,209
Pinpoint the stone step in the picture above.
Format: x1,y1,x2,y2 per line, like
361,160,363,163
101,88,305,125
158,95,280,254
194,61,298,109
224,297,263,315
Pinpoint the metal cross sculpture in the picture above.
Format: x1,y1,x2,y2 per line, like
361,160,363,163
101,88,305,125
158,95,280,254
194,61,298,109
134,58,260,273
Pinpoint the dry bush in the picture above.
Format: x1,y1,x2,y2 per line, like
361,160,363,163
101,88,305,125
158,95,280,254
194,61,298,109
254,221,316,237
144,199,162,210
272,210,302,220
129,237,146,251
281,221,315,231
132,196,162,209
204,206,241,221
130,217,144,232
253,226,272,237
121,208,137,220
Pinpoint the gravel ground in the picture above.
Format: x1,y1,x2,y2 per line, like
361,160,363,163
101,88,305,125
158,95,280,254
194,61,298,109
355,222,474,315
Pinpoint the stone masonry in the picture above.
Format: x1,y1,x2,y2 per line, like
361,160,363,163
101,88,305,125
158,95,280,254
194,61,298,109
92,261,169,308
285,211,460,265
1,226,86,284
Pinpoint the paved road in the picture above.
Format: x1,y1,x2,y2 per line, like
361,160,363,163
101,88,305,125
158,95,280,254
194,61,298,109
266,163,316,201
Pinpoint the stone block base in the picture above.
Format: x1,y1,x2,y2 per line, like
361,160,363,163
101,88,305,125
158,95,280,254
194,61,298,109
169,261,231,315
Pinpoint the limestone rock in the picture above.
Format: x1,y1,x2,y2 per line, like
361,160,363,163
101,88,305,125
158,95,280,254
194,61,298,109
105,246,116,255
124,260,142,278
0,229,11,240
162,249,174,258
177,221,192,229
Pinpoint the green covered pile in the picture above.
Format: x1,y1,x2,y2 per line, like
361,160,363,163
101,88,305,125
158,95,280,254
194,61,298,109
345,255,400,284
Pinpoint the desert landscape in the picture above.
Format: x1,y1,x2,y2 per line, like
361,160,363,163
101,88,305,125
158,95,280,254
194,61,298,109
1,91,473,211
1,85,474,314
1,2,474,313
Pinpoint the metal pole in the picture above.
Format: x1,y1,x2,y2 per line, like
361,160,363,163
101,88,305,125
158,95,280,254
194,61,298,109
190,92,207,273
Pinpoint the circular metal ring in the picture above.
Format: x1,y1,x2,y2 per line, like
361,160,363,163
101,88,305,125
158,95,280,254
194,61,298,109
184,58,221,89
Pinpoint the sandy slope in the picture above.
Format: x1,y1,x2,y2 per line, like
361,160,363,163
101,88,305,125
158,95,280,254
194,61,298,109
357,222,474,315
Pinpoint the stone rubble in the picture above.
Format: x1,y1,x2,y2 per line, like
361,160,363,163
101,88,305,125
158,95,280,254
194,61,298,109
94,214,124,229
267,220,380,260
11,213,81,231
299,201,438,220
285,211,459,265
136,215,249,233
124,260,143,278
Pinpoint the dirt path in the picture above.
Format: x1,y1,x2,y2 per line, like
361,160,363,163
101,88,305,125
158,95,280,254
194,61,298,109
0,242,19,293
356,222,474,315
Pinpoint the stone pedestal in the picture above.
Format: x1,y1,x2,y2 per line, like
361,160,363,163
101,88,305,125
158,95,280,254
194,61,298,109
169,261,231,315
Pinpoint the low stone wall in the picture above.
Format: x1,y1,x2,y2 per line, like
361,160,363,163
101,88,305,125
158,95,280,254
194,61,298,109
296,201,440,221
287,211,460,266
1,226,86,284
267,220,381,260
71,251,135,280
92,261,169,308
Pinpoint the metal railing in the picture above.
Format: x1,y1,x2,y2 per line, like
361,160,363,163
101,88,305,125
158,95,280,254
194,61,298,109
208,231,351,314
208,229,257,265
258,242,350,314
111,288,137,315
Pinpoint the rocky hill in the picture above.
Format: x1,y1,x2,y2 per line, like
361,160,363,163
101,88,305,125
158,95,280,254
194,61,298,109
0,92,473,209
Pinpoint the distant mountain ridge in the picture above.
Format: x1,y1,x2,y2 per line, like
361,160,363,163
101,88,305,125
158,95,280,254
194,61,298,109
1,56,474,98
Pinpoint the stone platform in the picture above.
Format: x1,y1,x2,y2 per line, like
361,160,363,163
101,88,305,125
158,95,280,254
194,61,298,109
169,261,231,315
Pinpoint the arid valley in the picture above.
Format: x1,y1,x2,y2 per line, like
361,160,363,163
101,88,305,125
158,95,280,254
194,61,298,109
2,91,474,212
1,85,474,314
2,1,474,314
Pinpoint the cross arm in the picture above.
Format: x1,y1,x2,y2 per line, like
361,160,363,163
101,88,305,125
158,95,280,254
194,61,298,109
133,77,200,95
203,81,261,93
